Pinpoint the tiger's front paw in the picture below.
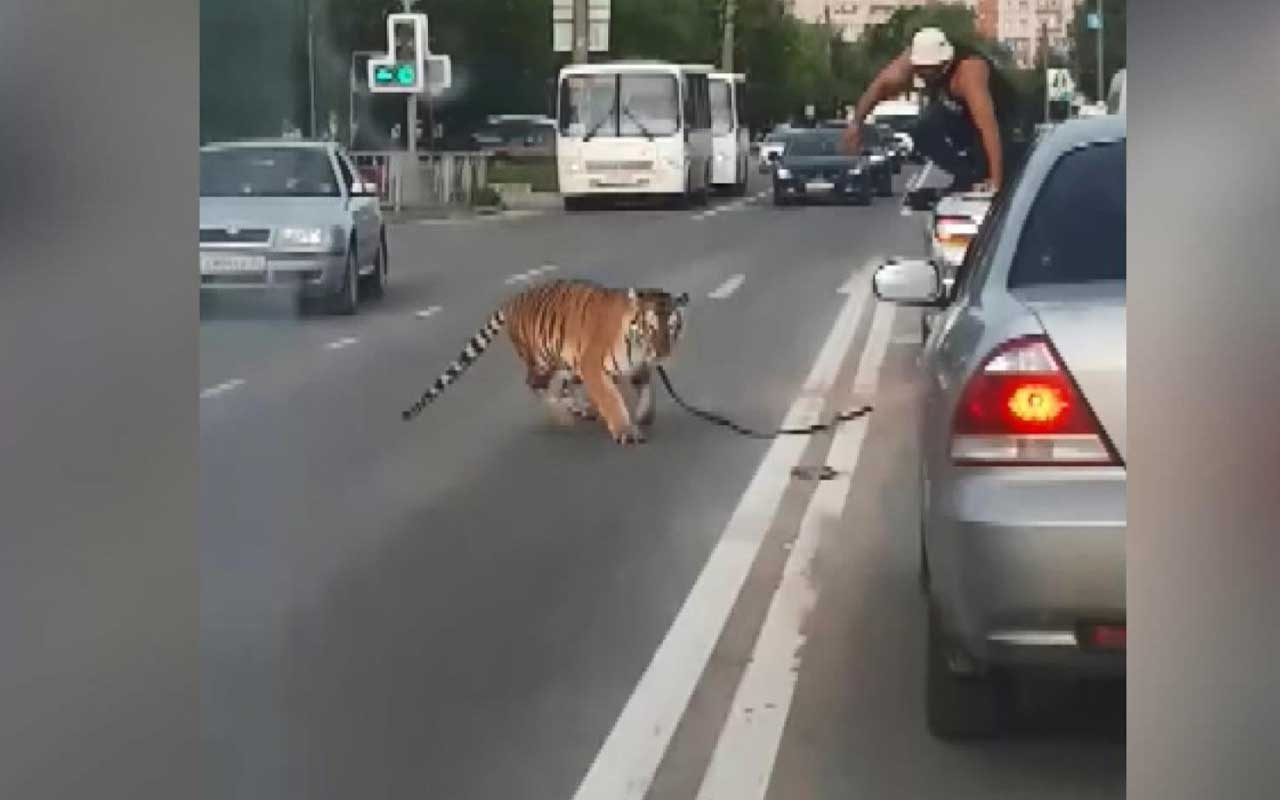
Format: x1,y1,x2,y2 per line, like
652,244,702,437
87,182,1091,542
612,426,646,446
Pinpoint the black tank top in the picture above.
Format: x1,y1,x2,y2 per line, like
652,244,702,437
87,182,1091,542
927,43,1027,145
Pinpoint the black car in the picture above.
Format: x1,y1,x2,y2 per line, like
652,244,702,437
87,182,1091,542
857,123,896,197
770,129,872,206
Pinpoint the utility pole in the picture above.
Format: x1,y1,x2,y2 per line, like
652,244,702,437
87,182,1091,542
573,0,589,64
306,0,317,137
403,0,417,156
721,0,737,72
1042,20,1050,122
1095,0,1105,103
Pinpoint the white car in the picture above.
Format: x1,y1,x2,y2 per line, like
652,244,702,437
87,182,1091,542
927,191,993,280
200,139,387,315
757,127,792,172
919,191,993,339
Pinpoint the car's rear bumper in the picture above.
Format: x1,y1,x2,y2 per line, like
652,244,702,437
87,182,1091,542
926,467,1127,676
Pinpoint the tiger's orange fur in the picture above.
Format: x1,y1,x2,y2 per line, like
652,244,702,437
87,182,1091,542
401,279,687,445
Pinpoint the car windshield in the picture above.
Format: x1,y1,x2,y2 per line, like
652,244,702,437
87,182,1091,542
785,132,843,157
200,148,339,198
559,73,679,137
1009,140,1126,287
710,81,733,135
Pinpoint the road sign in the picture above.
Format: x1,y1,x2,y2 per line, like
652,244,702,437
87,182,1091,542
1086,12,1101,30
1046,68,1075,103
368,13,427,93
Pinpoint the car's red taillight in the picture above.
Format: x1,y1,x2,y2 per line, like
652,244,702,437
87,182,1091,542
934,215,977,244
951,335,1118,465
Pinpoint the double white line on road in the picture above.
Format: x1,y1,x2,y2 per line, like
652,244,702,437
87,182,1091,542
505,264,559,285
570,257,888,800
901,161,934,216
695,299,895,800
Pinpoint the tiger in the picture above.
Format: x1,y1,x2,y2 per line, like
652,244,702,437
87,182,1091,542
401,279,689,445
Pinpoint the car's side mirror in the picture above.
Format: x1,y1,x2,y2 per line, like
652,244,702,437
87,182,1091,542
872,258,944,306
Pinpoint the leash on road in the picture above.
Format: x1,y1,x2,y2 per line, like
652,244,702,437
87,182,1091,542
654,366,872,440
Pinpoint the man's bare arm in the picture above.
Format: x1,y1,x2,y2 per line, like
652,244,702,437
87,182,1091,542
954,59,1004,188
853,50,914,125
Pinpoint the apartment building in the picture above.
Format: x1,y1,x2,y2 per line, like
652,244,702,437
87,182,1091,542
786,0,977,44
997,0,1080,67
786,0,1082,68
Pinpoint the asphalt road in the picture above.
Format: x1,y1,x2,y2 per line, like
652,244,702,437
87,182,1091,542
200,165,1124,800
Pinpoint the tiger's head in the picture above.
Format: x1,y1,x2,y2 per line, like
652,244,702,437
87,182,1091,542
628,288,690,362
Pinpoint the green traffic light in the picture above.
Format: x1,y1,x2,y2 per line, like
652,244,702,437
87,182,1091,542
374,66,394,83
396,64,416,85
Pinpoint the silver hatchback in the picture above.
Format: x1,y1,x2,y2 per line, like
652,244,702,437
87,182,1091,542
199,139,387,314
873,116,1126,739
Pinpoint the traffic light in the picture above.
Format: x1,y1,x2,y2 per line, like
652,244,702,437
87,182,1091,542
367,13,426,93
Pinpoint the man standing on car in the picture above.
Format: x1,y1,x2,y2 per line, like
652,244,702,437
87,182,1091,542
843,27,1028,194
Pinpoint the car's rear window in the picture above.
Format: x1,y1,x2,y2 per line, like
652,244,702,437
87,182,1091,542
1008,140,1125,287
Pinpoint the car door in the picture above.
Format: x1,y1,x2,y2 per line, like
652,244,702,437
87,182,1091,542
334,151,376,263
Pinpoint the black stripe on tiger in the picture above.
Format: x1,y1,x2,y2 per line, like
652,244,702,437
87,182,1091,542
401,309,508,421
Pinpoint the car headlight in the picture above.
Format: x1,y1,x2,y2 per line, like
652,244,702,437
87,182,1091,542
869,154,886,164
847,167,863,176
277,227,329,248
775,167,792,179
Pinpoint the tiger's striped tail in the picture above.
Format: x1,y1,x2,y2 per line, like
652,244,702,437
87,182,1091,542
401,309,508,421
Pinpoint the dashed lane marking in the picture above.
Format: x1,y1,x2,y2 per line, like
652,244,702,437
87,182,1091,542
708,273,746,300
200,378,245,400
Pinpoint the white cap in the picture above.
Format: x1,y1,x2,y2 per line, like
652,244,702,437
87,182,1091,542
910,27,954,66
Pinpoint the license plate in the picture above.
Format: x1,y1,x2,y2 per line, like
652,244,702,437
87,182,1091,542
805,181,835,192
201,253,265,274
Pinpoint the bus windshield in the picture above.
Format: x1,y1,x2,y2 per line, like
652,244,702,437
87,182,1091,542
560,73,680,138
710,81,733,135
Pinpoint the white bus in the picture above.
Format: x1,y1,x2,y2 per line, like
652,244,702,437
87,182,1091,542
556,61,714,210
709,72,749,196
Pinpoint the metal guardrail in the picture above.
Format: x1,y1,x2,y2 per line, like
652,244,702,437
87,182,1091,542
350,151,494,211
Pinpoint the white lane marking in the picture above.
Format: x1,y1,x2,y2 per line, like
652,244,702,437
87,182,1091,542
891,333,921,345
324,337,359,351
200,378,245,400
504,264,559,285
693,303,895,800
837,259,879,296
414,305,443,319
708,273,746,300
569,261,875,800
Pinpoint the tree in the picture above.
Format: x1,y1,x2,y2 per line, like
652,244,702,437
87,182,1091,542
1069,0,1125,102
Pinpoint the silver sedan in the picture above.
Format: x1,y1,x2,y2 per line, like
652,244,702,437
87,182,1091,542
873,115,1126,739
199,139,387,314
